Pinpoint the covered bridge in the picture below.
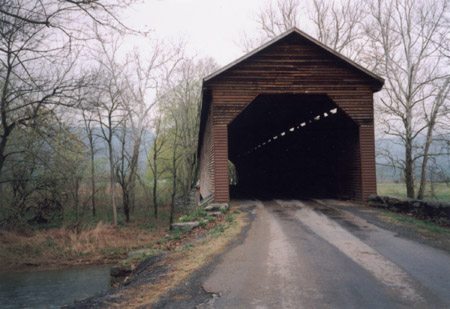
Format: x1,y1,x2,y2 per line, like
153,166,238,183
197,28,384,203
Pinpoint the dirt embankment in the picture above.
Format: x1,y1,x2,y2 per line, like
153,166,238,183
67,206,250,308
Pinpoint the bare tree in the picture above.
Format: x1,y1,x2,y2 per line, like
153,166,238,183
240,0,302,52
161,58,218,199
258,0,301,39
118,42,183,219
0,0,134,179
91,39,126,225
167,112,180,230
309,0,368,60
417,77,450,199
0,0,134,37
81,108,100,217
366,0,449,199
147,115,168,219
95,68,125,225
240,0,366,60
115,116,132,221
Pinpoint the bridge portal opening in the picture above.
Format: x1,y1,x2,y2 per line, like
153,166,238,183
228,94,359,200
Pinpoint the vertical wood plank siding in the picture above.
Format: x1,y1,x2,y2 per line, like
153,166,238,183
213,125,229,202
198,108,215,198
200,31,381,203
359,124,377,200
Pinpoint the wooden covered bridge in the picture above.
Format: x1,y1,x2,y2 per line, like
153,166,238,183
197,28,384,203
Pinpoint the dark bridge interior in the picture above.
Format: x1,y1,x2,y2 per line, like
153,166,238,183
228,94,360,200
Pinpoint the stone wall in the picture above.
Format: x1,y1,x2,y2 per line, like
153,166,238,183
368,195,450,226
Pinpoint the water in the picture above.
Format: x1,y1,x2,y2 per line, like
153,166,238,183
0,265,111,308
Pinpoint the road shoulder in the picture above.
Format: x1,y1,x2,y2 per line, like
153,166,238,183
317,199,450,254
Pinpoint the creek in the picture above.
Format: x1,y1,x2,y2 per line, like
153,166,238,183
0,264,111,308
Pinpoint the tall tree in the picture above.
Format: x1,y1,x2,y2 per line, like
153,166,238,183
241,0,366,60
91,33,126,226
81,108,99,217
366,0,449,198
161,58,218,199
118,42,183,219
147,115,168,219
0,0,134,179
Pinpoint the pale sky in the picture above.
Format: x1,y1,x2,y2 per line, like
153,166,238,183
127,0,265,66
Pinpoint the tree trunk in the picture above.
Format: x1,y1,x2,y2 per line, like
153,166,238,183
128,134,141,216
417,134,432,200
151,137,159,219
417,78,450,200
405,141,415,198
152,169,158,219
109,145,118,225
169,176,176,230
74,180,79,221
90,142,96,217
122,186,130,222
169,125,178,230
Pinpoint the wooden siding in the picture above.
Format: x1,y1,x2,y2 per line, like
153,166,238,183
207,34,378,127
200,31,380,203
213,125,229,202
359,124,377,200
198,108,215,199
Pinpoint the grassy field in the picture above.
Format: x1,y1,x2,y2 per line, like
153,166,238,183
377,182,450,202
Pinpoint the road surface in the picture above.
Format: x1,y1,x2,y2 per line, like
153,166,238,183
197,199,450,308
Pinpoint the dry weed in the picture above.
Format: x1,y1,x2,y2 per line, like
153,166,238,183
0,220,165,270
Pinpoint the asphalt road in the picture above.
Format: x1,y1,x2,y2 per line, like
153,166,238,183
197,199,450,308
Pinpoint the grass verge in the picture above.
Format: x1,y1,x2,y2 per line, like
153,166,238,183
375,209,450,236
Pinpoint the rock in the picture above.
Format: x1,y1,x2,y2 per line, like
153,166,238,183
368,195,387,208
441,205,450,218
205,203,229,212
127,249,153,258
199,194,214,207
171,222,199,231
373,195,450,224
208,211,222,217
411,201,422,208
110,265,133,278
438,217,450,226
368,195,383,203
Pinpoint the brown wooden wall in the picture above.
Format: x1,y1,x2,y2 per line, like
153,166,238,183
198,108,215,199
200,31,381,202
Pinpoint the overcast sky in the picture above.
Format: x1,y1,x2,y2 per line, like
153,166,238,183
127,0,265,66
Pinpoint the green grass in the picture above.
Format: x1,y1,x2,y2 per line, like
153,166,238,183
377,182,450,202
119,248,162,265
178,209,208,223
209,224,226,238
377,209,450,236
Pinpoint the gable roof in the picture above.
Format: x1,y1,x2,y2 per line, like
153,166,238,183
204,27,384,87
198,28,384,156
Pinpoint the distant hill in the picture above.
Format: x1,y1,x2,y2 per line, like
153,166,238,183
376,137,450,181
70,126,154,171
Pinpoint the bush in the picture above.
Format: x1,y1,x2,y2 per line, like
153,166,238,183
226,214,233,223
